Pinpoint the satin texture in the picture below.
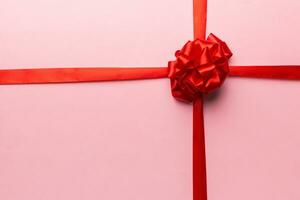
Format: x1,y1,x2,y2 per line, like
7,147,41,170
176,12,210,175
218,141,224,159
193,95,207,200
191,1,208,200
168,34,232,102
0,67,168,84
229,65,300,79
193,0,207,39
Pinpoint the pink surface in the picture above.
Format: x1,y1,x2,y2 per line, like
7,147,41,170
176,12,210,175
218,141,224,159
0,0,300,200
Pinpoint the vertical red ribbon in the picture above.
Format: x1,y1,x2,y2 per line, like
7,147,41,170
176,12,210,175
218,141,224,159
193,0,208,200
193,95,207,200
193,0,207,40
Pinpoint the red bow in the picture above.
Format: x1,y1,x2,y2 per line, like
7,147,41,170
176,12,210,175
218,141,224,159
168,34,232,102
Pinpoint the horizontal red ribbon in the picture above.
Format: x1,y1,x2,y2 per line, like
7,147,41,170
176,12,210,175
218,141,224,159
229,65,300,79
1,66,300,85
0,67,168,84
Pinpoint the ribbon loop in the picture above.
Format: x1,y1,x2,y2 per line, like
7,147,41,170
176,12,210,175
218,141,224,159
168,34,233,102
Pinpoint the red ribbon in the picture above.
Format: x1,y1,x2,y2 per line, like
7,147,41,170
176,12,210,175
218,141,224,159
0,67,168,84
168,33,232,102
229,65,300,79
0,0,300,200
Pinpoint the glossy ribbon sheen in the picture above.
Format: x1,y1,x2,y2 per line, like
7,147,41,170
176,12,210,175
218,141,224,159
229,65,300,79
0,67,168,84
168,33,232,102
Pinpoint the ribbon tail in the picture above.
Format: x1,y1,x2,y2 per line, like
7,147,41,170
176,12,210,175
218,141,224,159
0,67,168,84
193,95,208,200
229,66,300,80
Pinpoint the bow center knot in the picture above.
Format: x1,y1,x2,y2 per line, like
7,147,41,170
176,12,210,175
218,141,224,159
168,33,232,102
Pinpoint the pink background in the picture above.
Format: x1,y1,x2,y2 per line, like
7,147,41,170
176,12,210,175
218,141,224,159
0,0,300,200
